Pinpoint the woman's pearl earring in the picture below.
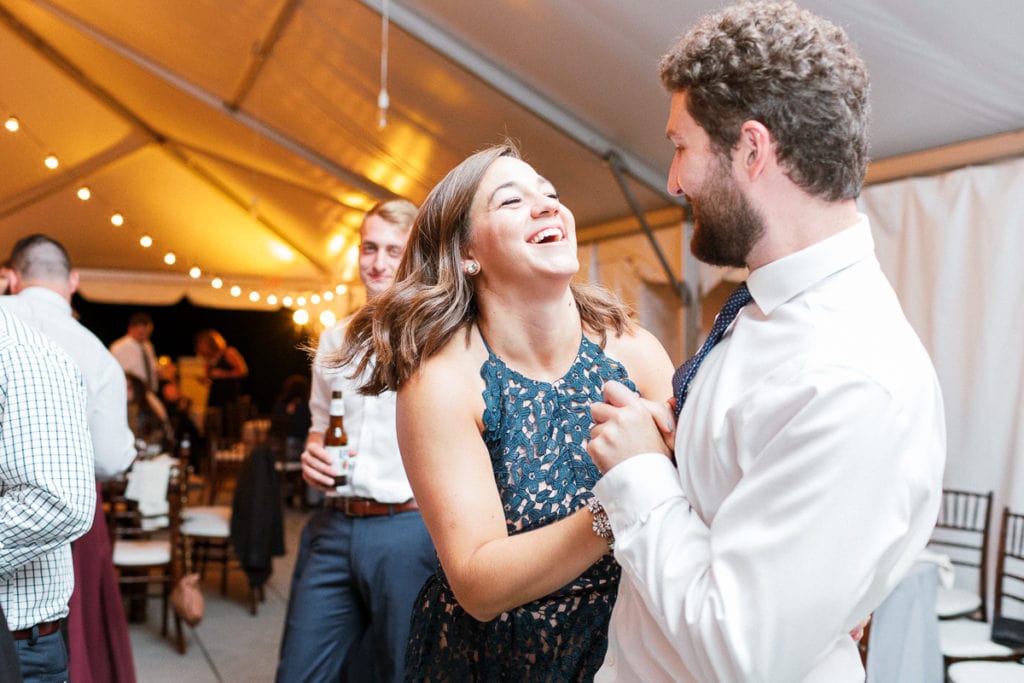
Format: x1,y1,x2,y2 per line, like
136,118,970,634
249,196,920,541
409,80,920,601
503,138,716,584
464,260,480,276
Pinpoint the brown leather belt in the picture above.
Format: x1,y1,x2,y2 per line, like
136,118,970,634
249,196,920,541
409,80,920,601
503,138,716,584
327,496,419,517
11,620,61,641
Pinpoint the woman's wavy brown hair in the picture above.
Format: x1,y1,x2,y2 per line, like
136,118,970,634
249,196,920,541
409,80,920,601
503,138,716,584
330,141,635,395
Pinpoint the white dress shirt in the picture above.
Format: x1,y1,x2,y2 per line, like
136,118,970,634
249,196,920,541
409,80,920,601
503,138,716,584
110,333,159,392
594,217,946,682
0,307,95,630
1,287,136,480
310,320,414,503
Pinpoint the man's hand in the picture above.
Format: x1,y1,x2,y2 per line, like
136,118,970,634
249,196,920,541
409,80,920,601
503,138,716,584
588,380,674,474
302,439,340,492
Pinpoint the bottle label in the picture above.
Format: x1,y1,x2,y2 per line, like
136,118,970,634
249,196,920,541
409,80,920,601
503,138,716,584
326,445,355,495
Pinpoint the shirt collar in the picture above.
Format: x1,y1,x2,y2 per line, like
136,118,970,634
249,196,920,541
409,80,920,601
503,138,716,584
746,214,875,315
15,286,73,316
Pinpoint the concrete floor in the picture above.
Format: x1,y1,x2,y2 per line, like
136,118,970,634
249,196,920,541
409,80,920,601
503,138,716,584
128,506,310,683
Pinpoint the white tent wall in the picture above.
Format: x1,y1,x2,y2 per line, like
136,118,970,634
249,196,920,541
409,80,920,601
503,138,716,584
861,155,1024,513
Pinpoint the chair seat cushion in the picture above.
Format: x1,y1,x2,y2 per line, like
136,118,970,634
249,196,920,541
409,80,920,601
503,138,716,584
941,619,1023,659
113,539,171,566
948,660,1024,683
181,505,231,537
937,587,983,618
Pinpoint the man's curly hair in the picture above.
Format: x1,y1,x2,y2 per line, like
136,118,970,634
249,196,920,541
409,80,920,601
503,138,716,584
660,1,870,200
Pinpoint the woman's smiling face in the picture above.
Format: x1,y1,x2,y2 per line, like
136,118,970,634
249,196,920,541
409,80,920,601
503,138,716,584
466,156,578,284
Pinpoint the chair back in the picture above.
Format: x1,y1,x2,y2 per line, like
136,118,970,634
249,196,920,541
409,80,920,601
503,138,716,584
930,489,993,619
991,508,1024,648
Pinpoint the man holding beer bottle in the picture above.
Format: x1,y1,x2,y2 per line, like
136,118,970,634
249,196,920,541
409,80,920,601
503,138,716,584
276,199,434,683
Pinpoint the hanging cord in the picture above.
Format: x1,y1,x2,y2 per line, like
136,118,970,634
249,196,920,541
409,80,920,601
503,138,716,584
377,0,390,129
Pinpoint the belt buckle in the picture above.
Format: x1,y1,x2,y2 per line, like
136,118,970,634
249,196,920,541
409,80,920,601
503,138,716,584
342,497,364,516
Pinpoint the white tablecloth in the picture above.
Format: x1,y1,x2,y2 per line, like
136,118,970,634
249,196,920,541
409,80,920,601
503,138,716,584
867,560,944,682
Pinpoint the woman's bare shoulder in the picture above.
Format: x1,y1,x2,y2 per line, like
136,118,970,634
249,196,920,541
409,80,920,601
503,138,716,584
602,324,674,401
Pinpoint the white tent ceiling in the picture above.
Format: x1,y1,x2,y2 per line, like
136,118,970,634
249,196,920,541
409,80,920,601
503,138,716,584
1,0,1022,312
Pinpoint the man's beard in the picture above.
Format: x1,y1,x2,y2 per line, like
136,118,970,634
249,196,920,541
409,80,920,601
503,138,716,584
689,157,765,268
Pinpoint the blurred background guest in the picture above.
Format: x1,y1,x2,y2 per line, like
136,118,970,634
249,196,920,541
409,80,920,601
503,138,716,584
110,312,160,394
126,372,173,455
160,379,205,471
271,374,311,463
195,328,249,438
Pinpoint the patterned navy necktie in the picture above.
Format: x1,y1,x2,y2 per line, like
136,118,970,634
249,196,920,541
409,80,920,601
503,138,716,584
672,282,753,418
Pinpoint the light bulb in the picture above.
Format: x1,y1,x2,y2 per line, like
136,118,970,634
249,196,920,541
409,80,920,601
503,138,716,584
230,285,242,297
110,213,124,226
44,155,59,169
4,117,19,132
248,291,260,302
77,187,91,201
163,252,176,265
293,309,310,325
211,277,223,289
189,266,202,279
139,235,153,248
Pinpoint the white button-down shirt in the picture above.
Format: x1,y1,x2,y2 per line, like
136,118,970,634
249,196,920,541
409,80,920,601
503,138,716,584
310,320,414,504
595,216,946,682
1,287,136,480
110,333,159,392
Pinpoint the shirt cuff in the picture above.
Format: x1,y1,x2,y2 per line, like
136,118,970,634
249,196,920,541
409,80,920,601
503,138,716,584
593,453,684,531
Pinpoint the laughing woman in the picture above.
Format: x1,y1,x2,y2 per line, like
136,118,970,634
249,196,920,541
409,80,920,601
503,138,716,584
334,142,674,681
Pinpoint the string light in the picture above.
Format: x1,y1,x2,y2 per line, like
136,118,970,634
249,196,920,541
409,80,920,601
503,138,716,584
4,108,358,320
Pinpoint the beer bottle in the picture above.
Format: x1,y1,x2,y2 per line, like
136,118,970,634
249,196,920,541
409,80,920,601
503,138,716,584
324,390,351,488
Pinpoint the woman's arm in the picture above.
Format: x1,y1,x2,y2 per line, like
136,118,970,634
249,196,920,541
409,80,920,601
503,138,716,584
398,351,609,622
210,346,249,379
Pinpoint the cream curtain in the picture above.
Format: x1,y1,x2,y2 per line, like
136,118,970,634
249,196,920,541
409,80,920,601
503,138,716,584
861,156,1024,514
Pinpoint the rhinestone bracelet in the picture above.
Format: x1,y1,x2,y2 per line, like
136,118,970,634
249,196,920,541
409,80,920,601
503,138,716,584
587,497,615,552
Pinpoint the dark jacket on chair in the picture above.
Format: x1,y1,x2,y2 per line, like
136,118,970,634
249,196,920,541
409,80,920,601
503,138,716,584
230,444,285,586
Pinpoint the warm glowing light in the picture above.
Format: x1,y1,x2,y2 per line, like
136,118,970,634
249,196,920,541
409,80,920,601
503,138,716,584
248,291,260,302
266,294,278,306
293,309,310,325
335,284,348,295
110,213,124,226
230,285,242,297
269,241,295,263
5,117,19,132
189,266,202,279
327,233,346,256
76,187,91,201
282,295,294,307
163,252,176,265
319,310,337,327
296,296,307,306
211,277,223,289
139,235,153,248
323,291,334,301
44,155,59,169
310,294,321,305
340,192,372,209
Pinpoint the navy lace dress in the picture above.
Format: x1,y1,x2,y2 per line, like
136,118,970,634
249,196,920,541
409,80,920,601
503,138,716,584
404,334,636,682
